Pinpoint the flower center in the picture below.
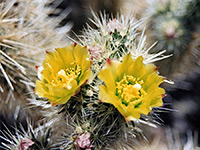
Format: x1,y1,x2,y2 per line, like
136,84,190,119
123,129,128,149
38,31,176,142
116,74,146,107
52,63,81,88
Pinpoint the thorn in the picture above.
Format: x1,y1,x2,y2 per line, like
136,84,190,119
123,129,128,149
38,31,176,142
84,45,87,48
33,89,35,92
45,51,49,54
106,59,112,65
100,99,103,103
74,42,77,46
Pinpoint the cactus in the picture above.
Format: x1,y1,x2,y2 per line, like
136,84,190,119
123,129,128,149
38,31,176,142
122,0,200,78
1,1,200,150
0,0,71,120
29,11,170,149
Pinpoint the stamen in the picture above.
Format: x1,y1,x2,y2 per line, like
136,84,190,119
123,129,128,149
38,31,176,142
116,74,146,107
51,63,81,87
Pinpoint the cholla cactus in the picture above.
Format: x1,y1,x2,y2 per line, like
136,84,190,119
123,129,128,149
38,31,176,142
0,0,71,91
0,0,71,120
2,1,200,149
80,12,170,69
178,0,200,29
32,11,171,149
0,122,58,150
122,0,200,78
136,129,200,150
143,0,190,77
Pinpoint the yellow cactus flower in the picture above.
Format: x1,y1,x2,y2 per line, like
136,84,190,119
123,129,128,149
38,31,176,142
35,44,92,105
98,54,165,121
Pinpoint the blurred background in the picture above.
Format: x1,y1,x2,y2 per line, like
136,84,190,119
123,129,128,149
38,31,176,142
1,0,200,148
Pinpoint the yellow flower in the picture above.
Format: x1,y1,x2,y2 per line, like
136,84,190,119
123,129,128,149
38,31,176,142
98,54,165,121
35,44,92,105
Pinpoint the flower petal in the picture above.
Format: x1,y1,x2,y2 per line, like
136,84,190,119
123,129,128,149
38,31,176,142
99,85,119,106
98,60,119,92
56,46,74,65
35,44,92,105
98,54,165,122
73,44,91,73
